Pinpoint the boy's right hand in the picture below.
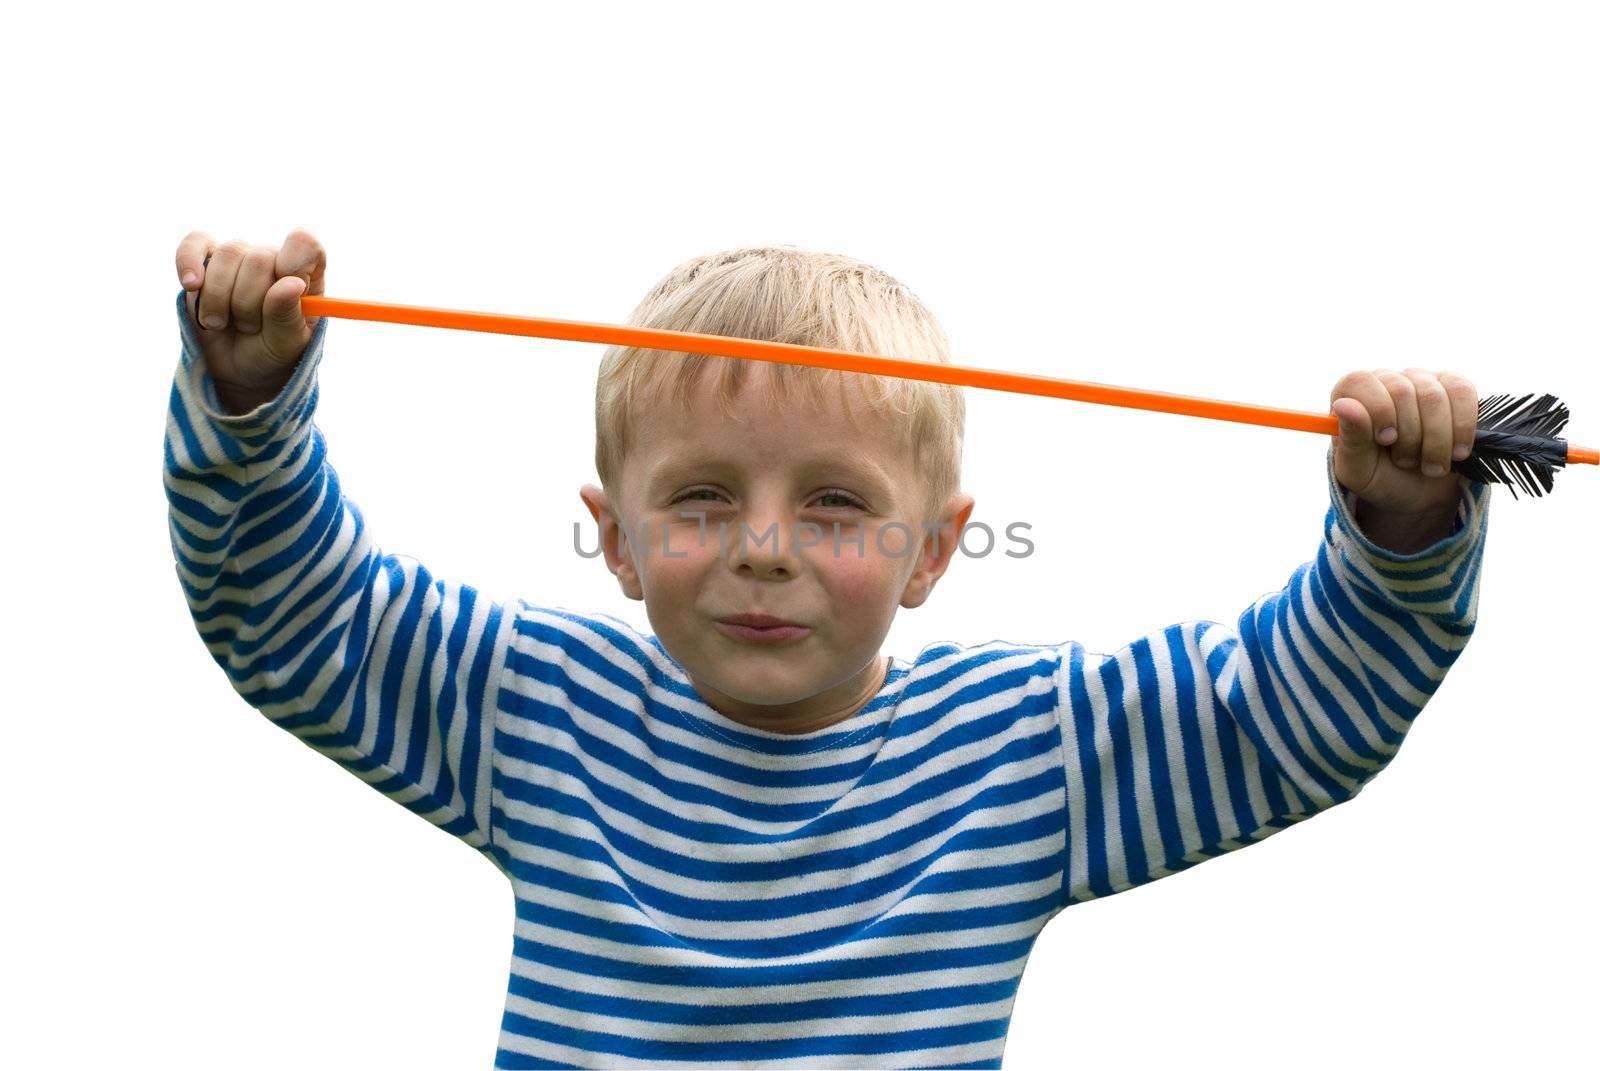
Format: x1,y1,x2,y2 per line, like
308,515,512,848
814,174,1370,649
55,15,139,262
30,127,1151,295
175,228,326,414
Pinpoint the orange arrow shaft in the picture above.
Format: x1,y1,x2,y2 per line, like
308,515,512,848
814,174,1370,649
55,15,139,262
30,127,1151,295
298,294,1598,466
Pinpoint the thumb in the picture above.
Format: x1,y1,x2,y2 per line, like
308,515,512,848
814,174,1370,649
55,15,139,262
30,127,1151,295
1331,396,1378,491
261,275,311,365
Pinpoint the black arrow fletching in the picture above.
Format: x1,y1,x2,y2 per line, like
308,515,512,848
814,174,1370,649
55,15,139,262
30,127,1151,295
1453,392,1570,500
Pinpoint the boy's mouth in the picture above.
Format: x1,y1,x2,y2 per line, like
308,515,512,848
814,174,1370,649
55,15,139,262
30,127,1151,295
714,613,811,644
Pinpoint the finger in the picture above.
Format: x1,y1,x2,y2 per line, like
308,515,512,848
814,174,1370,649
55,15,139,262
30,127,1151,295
275,228,327,326
1403,367,1452,477
1331,396,1372,433
1329,372,1389,492
274,228,326,290
1331,396,1375,483
199,240,246,331
230,246,277,335
1333,370,1398,447
260,275,310,367
1437,370,1479,463
1378,369,1422,468
175,230,214,291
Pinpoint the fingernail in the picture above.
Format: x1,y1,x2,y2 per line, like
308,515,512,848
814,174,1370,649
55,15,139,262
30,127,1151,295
1377,427,1397,445
203,314,225,329
182,271,197,288
1423,462,1445,477
1452,443,1470,461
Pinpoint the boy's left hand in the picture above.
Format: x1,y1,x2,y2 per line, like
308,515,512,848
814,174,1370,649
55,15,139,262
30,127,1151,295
1329,367,1477,517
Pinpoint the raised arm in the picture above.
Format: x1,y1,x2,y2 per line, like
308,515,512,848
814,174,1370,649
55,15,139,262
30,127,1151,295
164,245,514,871
1055,446,1490,906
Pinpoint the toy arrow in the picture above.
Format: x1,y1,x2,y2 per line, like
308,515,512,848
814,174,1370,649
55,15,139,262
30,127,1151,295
291,294,1595,500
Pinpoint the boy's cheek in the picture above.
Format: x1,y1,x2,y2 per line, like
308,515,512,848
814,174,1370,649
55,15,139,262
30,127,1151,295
814,551,901,608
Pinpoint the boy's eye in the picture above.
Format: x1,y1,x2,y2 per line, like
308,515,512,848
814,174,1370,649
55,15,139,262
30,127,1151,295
668,488,865,509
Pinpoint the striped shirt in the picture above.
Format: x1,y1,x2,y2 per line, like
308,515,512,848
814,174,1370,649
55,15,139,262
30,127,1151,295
164,290,1491,1069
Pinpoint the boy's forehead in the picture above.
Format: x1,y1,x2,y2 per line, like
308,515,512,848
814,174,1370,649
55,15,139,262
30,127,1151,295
628,371,909,487
637,362,887,448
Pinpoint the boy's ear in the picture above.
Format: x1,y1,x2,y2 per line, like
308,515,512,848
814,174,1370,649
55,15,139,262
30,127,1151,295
579,484,644,601
900,492,976,610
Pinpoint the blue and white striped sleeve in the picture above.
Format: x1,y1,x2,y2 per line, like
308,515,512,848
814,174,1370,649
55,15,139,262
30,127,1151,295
163,289,514,865
1054,447,1491,906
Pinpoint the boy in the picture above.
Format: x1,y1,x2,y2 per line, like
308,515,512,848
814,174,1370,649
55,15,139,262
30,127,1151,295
166,228,1490,1070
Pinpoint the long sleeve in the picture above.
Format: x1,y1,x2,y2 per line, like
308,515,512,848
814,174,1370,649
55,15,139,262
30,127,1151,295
1055,449,1491,907
163,289,515,869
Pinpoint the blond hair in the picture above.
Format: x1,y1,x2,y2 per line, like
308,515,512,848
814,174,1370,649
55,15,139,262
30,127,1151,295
594,245,965,523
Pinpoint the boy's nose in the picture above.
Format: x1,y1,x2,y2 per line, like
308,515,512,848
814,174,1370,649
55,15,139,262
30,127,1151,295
726,512,802,577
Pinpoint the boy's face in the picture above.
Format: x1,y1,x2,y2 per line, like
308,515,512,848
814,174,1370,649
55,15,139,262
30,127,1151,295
580,363,974,735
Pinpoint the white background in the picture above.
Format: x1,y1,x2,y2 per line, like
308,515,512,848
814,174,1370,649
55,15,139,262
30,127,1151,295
5,2,1596,1068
